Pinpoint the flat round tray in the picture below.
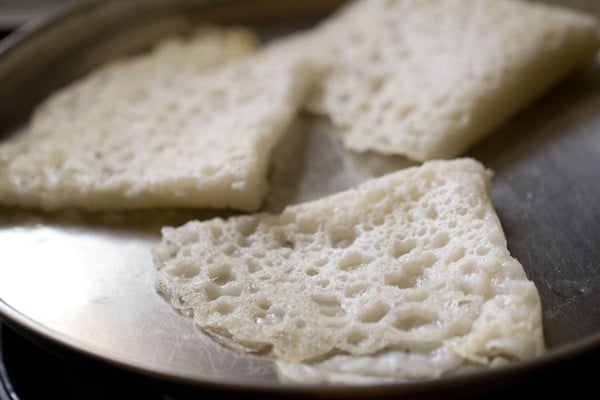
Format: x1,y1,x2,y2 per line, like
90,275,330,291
0,0,598,396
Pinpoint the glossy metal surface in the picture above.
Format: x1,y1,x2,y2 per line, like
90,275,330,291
0,0,598,393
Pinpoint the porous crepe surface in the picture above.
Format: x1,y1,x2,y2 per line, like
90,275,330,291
153,158,544,379
0,28,312,211
28,27,258,135
272,0,599,160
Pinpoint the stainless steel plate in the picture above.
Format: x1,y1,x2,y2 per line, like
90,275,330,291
0,0,599,394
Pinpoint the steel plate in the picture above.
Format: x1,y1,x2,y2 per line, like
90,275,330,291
0,0,598,395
